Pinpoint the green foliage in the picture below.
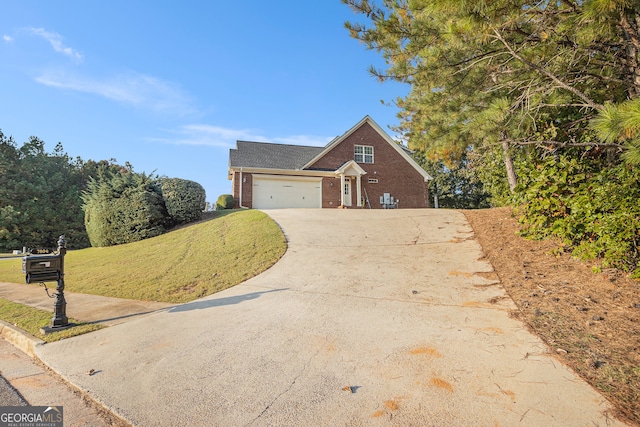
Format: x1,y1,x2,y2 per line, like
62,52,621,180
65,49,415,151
159,178,206,225
591,99,640,165
83,167,168,247
216,194,235,210
345,0,640,278
472,145,534,207
414,151,490,209
514,155,640,277
0,131,90,250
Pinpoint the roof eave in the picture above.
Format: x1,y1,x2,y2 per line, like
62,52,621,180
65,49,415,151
228,166,337,179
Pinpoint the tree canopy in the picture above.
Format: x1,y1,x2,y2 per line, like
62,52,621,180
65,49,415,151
1,132,209,250
344,0,640,276
0,131,90,250
343,0,640,171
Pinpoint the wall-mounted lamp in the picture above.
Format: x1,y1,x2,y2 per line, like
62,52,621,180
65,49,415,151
243,177,247,183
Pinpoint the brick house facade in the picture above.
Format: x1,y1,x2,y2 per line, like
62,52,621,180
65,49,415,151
228,116,432,209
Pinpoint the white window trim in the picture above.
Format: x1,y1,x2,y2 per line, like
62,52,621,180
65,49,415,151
354,145,374,164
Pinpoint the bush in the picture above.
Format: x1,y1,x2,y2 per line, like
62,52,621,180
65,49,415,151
83,171,168,247
513,155,640,277
159,178,206,225
216,194,235,210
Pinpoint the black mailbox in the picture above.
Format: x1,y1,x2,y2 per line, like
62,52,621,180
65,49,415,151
22,254,62,284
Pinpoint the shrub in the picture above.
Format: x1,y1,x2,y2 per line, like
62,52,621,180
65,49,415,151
216,194,235,210
513,155,640,277
83,171,168,247
159,178,206,225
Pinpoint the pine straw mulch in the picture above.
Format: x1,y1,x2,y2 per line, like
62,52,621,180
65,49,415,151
463,207,640,426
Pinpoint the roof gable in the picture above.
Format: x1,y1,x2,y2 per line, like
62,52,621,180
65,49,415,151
303,116,433,182
335,160,367,176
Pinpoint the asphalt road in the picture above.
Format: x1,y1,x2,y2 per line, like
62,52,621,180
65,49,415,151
0,373,26,406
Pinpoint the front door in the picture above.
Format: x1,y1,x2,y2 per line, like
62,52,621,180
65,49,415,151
343,179,352,207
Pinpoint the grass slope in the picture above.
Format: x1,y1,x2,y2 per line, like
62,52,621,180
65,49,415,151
0,210,287,303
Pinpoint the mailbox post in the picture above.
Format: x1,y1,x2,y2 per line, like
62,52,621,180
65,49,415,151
22,235,69,330
51,235,68,328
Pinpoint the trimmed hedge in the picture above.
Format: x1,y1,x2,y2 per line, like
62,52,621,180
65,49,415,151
216,194,235,210
83,174,167,247
160,178,206,225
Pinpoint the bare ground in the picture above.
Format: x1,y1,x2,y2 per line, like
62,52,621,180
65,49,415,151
464,207,640,426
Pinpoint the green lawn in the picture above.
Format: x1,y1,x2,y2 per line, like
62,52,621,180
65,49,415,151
0,209,287,303
0,298,102,343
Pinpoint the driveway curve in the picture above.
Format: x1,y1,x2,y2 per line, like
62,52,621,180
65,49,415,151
36,209,626,426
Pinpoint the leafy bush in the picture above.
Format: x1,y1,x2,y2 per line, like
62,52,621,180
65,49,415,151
83,170,168,247
159,178,206,225
513,155,640,277
216,194,235,210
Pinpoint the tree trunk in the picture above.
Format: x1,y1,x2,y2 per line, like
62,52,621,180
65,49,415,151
620,12,640,98
501,137,517,192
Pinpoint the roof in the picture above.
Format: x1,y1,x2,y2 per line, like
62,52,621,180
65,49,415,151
228,116,432,182
229,141,324,170
303,116,433,182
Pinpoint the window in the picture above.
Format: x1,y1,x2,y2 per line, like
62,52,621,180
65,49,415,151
354,145,374,164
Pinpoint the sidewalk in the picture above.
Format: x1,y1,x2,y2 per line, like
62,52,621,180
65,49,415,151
0,281,173,327
0,337,127,426
0,282,170,426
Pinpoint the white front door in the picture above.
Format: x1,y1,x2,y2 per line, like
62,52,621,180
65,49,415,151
343,179,352,207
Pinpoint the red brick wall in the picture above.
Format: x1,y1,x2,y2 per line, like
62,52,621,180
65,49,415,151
322,177,342,208
232,171,254,208
310,123,430,208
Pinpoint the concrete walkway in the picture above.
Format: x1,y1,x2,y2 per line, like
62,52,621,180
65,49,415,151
0,282,172,327
4,209,629,426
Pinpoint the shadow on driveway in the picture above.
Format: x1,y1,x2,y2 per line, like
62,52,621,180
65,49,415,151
168,288,289,313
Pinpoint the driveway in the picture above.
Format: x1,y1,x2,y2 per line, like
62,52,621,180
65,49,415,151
36,209,625,426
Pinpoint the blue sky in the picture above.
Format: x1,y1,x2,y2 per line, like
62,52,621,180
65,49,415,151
1,1,408,202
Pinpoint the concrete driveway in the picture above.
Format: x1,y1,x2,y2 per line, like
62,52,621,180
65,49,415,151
36,209,626,426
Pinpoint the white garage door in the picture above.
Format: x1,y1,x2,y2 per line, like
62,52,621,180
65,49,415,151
253,175,322,209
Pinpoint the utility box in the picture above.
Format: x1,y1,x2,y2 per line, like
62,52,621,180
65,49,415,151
22,254,62,284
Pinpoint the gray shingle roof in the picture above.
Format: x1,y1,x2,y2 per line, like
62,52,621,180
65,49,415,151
229,141,325,170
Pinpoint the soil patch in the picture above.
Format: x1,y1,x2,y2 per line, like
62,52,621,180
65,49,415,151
464,207,640,426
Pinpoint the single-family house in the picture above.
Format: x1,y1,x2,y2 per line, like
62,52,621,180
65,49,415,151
228,116,432,209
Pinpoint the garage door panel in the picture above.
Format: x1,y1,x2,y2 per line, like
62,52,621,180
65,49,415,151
253,176,322,209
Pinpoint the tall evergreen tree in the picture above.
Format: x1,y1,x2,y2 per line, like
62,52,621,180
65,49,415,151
0,132,89,250
343,0,639,190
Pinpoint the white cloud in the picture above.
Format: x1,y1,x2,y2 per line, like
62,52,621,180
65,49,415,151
35,69,196,116
148,125,269,148
26,27,83,60
3,35,13,43
149,125,332,148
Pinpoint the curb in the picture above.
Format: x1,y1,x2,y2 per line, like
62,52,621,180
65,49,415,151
0,319,45,357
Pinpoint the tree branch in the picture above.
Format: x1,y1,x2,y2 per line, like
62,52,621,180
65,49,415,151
491,28,602,110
